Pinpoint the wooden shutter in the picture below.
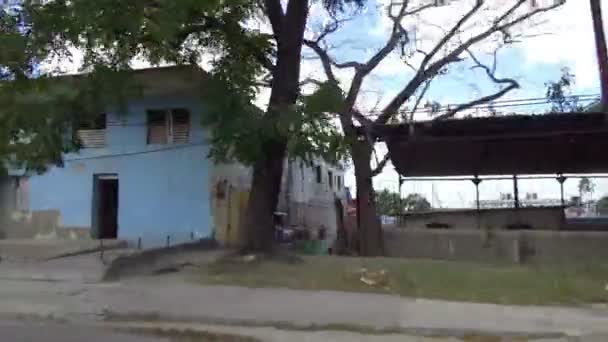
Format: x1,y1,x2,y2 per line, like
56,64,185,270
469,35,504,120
171,109,190,144
147,110,168,144
77,114,106,148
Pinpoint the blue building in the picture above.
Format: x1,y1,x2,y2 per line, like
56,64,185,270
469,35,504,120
28,66,213,247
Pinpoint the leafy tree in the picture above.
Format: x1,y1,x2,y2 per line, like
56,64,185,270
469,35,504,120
375,189,402,216
403,193,431,212
306,0,565,255
375,190,431,216
578,177,595,202
545,67,583,113
1,0,362,252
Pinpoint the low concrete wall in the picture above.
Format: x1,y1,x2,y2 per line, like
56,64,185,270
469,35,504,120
0,210,91,240
399,206,564,230
384,228,608,264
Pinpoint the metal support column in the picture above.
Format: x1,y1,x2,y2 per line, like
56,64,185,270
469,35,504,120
556,174,567,207
513,175,520,209
472,176,482,229
397,173,405,225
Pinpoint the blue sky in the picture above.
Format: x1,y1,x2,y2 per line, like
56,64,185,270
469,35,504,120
300,0,607,206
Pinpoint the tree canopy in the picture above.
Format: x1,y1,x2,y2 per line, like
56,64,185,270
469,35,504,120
0,0,359,173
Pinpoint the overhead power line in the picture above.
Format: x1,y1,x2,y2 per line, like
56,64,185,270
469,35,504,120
359,93,600,117
64,142,207,162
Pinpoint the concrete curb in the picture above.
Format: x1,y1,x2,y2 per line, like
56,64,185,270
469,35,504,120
103,312,568,340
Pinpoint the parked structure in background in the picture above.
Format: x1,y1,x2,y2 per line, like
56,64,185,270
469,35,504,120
378,112,608,232
212,158,347,247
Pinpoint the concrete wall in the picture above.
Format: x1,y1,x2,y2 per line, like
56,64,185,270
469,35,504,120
384,228,608,264
28,94,213,248
399,207,565,231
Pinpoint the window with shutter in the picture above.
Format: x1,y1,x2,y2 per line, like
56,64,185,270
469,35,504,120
171,109,190,144
76,114,106,148
147,110,168,144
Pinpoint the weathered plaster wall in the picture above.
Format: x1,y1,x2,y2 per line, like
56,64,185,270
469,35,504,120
384,228,608,264
28,95,213,248
398,207,565,231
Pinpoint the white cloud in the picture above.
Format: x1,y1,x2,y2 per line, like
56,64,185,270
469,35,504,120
519,0,607,90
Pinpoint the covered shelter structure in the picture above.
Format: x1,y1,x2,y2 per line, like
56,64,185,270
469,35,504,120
374,112,608,230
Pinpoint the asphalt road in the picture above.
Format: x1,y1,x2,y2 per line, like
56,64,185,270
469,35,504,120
0,320,168,342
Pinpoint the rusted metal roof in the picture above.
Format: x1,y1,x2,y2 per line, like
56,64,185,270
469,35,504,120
376,112,608,176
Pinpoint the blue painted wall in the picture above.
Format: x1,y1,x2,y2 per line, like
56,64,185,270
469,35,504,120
28,94,213,248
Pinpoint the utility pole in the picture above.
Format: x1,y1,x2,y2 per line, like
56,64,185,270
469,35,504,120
590,0,608,110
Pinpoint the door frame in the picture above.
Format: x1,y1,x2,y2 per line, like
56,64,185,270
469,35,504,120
91,173,119,239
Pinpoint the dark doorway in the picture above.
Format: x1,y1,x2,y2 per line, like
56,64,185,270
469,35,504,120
92,175,118,239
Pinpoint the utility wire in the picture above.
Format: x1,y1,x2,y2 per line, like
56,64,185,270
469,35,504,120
359,94,600,117
64,141,207,162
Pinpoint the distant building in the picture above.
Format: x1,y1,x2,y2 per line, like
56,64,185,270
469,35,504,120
212,157,347,246
1,66,347,248
23,67,212,247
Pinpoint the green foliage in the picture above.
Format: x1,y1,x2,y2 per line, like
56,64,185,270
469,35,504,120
288,82,348,164
1,0,353,172
376,189,431,216
203,79,348,165
375,189,402,216
578,177,595,200
403,193,431,212
545,67,584,113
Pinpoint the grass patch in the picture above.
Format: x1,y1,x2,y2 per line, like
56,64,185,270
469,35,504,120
196,255,608,306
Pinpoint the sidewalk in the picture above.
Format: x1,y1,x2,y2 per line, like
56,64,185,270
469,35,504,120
1,255,608,339
92,277,608,337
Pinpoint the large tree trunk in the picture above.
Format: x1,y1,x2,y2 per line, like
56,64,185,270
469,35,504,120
243,140,287,252
351,140,384,256
590,0,608,109
242,0,309,253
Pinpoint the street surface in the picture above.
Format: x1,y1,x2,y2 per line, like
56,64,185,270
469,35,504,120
0,319,168,342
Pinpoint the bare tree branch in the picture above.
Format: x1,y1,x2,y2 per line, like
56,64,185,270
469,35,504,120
377,0,563,124
344,1,415,108
352,109,374,126
419,0,484,72
372,152,391,176
408,79,432,122
299,77,324,87
433,49,520,120
313,16,353,43
303,39,339,84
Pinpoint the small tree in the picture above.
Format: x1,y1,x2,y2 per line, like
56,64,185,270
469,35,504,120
375,189,402,216
578,177,595,203
545,67,583,112
403,193,431,212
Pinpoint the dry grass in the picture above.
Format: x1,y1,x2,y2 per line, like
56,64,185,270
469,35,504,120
196,255,608,306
